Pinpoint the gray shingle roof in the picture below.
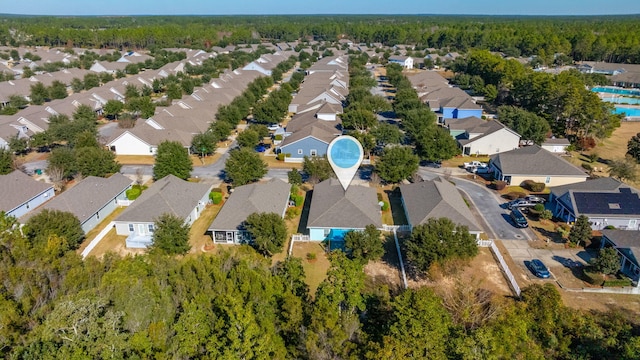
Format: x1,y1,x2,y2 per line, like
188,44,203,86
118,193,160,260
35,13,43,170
399,177,481,232
0,170,53,214
208,178,291,231
114,175,211,223
307,179,382,229
550,177,627,197
490,145,587,177
20,173,132,224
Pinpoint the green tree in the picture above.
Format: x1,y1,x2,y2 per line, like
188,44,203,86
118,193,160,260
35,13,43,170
236,129,260,148
153,141,193,180
568,215,592,245
287,168,302,186
8,136,28,154
404,217,478,274
375,146,418,184
497,106,551,144
341,108,377,131
83,73,100,89
376,287,451,360
224,148,267,186
414,126,460,161
372,123,403,146
344,224,384,261
29,82,49,105
302,155,334,184
103,99,124,120
209,121,233,142
590,247,621,275
47,146,77,178
627,132,640,163
166,83,182,100
245,212,288,256
75,147,121,177
0,148,14,174
150,213,191,255
8,94,28,109
24,209,84,250
191,132,217,157
48,80,68,100
70,77,84,93
609,158,637,182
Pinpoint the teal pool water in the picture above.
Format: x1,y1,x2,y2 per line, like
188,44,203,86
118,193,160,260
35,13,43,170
592,87,640,96
602,97,640,105
615,107,640,116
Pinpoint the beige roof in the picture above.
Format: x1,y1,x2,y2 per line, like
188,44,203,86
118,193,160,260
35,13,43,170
115,175,211,223
307,179,382,229
208,178,291,231
399,177,481,232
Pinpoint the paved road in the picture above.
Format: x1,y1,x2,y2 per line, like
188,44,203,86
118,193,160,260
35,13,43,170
418,167,536,241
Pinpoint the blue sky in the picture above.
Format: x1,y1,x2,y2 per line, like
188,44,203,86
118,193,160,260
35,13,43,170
3,0,640,16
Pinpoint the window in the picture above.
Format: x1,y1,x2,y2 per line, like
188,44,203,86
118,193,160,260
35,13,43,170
96,213,100,220
26,203,29,209
128,224,134,232
148,224,154,233
545,176,551,184
310,149,317,156
297,149,303,155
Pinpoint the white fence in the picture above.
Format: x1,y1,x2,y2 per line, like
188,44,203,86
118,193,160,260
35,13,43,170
489,241,521,297
117,199,134,206
291,234,310,242
477,239,493,247
81,221,114,259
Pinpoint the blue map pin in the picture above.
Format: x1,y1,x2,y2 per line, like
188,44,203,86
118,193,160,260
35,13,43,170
327,135,364,191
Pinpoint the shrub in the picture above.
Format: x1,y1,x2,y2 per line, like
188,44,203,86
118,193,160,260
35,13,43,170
381,201,390,211
604,225,616,230
291,194,304,207
505,191,526,200
556,223,571,238
209,191,223,204
522,180,545,192
581,162,593,171
290,184,299,195
277,153,285,161
533,203,545,212
285,207,300,220
306,252,317,261
582,267,603,285
492,180,507,190
212,187,223,193
126,184,146,200
577,137,596,151
604,278,632,287
274,134,283,141
377,193,383,201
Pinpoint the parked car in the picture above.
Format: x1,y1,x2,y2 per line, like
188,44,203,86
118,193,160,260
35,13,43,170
528,259,551,278
524,195,545,204
507,199,536,210
424,160,442,168
255,144,267,153
463,160,487,169
510,209,529,228
267,124,280,131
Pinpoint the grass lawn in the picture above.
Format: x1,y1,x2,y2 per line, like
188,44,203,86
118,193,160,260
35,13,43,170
261,154,303,169
291,241,331,296
584,121,640,186
378,189,393,225
188,202,224,255
116,155,155,165
77,207,126,254
85,228,144,258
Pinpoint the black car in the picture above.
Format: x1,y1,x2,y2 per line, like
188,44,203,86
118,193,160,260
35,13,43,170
424,160,442,168
510,209,529,228
528,259,551,278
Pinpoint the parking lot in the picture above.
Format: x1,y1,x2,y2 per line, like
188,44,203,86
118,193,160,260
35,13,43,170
501,240,597,286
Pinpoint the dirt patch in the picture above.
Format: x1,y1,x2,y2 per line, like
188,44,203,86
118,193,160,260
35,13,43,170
364,234,404,291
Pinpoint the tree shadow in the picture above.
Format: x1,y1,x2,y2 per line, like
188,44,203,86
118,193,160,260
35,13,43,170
532,226,564,243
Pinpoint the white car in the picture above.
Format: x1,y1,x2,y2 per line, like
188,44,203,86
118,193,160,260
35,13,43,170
267,124,280,131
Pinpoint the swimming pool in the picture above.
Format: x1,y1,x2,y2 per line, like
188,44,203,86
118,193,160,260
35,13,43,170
592,87,640,96
602,97,640,105
615,107,640,117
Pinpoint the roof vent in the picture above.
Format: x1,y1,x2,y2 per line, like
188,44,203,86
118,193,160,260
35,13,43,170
608,203,621,210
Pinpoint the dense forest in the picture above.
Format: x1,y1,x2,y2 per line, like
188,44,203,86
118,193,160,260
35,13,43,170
1,15,640,63
1,212,639,359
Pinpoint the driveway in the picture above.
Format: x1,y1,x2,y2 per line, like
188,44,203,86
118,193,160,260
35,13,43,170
419,167,536,241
